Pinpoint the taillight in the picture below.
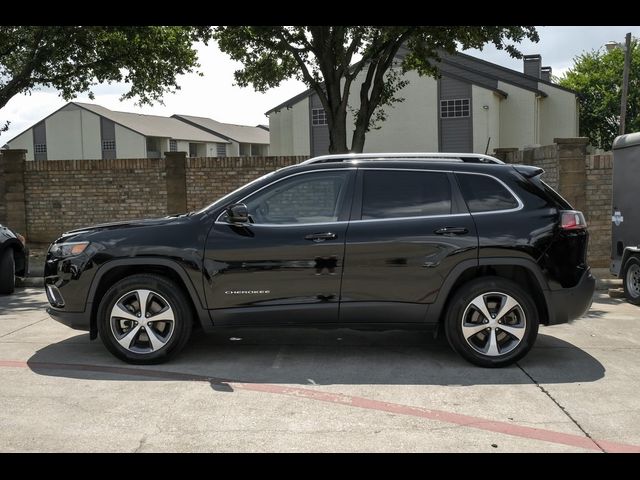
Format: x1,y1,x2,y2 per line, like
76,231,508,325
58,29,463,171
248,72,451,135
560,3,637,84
560,210,587,230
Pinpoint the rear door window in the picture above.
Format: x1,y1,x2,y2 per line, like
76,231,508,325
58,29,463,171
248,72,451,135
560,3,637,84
361,170,452,219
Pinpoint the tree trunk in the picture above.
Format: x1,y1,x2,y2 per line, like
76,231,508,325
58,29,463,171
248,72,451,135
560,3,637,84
326,97,350,154
350,118,367,153
328,124,349,154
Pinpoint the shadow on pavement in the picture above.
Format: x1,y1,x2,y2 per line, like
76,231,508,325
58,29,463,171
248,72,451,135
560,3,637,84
0,288,47,312
26,327,605,386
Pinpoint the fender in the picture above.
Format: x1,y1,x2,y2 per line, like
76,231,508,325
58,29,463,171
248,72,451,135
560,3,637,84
426,257,552,323
86,258,213,339
621,246,640,272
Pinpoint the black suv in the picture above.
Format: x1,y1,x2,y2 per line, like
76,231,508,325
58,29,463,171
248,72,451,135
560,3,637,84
45,153,595,367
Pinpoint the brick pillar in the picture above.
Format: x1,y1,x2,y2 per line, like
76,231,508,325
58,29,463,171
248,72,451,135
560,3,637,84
555,137,589,213
0,149,27,234
165,151,187,214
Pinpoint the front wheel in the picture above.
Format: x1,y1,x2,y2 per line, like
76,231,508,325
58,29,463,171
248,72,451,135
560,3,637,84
444,277,539,368
622,256,640,305
97,274,193,364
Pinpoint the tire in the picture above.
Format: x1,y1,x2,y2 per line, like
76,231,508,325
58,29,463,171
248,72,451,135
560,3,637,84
622,256,640,305
0,249,15,295
97,274,193,364
444,277,539,368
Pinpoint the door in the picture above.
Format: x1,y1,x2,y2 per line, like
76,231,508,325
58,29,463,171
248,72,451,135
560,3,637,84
340,168,478,323
203,169,355,326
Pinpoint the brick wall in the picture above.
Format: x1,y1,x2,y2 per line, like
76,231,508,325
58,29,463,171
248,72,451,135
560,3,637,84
0,152,307,244
1,148,614,267
24,158,168,242
185,156,305,211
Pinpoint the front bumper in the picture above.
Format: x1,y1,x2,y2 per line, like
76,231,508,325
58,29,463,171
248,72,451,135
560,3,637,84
47,307,90,331
546,268,596,325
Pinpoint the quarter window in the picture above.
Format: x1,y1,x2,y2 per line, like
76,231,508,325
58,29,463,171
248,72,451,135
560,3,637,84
312,108,328,126
440,99,470,118
456,173,519,212
242,171,351,225
361,170,452,220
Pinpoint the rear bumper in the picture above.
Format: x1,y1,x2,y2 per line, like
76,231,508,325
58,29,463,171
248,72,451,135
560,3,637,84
47,307,90,331
546,268,596,325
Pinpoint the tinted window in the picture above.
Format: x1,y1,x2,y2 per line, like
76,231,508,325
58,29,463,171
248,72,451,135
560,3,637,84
362,171,452,219
243,171,350,224
456,173,519,212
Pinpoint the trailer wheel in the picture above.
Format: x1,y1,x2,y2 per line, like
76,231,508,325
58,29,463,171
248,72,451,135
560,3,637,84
622,255,640,305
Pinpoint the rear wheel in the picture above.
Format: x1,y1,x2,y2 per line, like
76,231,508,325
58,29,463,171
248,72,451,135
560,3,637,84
622,256,640,305
0,249,15,295
98,274,193,364
444,277,539,368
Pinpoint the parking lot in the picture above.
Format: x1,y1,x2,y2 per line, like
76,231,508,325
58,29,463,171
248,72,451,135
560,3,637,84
0,287,639,452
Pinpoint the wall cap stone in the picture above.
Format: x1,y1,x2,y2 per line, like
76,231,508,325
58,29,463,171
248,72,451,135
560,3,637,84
554,137,589,145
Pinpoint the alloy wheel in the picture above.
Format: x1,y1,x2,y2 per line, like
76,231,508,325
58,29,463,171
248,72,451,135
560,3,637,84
461,292,526,357
110,289,175,354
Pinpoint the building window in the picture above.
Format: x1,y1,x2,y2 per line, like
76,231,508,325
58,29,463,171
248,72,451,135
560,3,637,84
34,144,47,153
440,99,470,118
169,140,177,152
216,143,226,156
312,108,328,126
102,140,116,151
189,143,198,157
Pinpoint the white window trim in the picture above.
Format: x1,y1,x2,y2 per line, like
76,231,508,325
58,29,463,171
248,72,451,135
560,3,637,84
312,108,328,126
440,98,470,118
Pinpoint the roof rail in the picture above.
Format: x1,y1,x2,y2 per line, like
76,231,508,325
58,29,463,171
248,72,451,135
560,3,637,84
301,152,504,165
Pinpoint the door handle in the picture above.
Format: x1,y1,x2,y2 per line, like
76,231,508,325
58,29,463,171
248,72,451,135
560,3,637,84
305,232,337,242
434,227,469,236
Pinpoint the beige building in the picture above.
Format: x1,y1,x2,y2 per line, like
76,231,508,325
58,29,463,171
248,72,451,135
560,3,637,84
267,52,579,156
6,102,269,160
172,115,269,156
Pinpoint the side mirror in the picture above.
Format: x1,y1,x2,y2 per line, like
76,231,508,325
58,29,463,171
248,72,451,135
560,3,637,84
226,203,249,224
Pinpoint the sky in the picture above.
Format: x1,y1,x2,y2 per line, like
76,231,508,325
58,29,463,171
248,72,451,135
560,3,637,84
1,26,639,142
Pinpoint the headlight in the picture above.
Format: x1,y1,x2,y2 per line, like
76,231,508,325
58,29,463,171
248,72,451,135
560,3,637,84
50,241,90,257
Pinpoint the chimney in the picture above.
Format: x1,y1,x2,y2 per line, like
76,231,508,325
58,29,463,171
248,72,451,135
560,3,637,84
605,41,620,52
523,54,542,78
541,66,552,82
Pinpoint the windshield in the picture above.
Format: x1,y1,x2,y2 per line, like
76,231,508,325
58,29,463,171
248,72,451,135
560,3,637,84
194,170,278,215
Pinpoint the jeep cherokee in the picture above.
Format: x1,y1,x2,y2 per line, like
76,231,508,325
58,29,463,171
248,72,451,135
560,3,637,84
44,153,595,367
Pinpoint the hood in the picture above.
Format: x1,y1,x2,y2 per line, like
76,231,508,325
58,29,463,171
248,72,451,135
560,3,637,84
61,214,186,237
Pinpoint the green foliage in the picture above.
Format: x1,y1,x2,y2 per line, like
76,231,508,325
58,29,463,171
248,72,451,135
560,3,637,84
214,26,538,153
0,26,210,117
559,42,640,150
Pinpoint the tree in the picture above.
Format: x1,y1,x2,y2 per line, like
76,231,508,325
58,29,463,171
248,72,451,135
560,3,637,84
559,41,640,150
214,26,538,153
0,26,211,134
